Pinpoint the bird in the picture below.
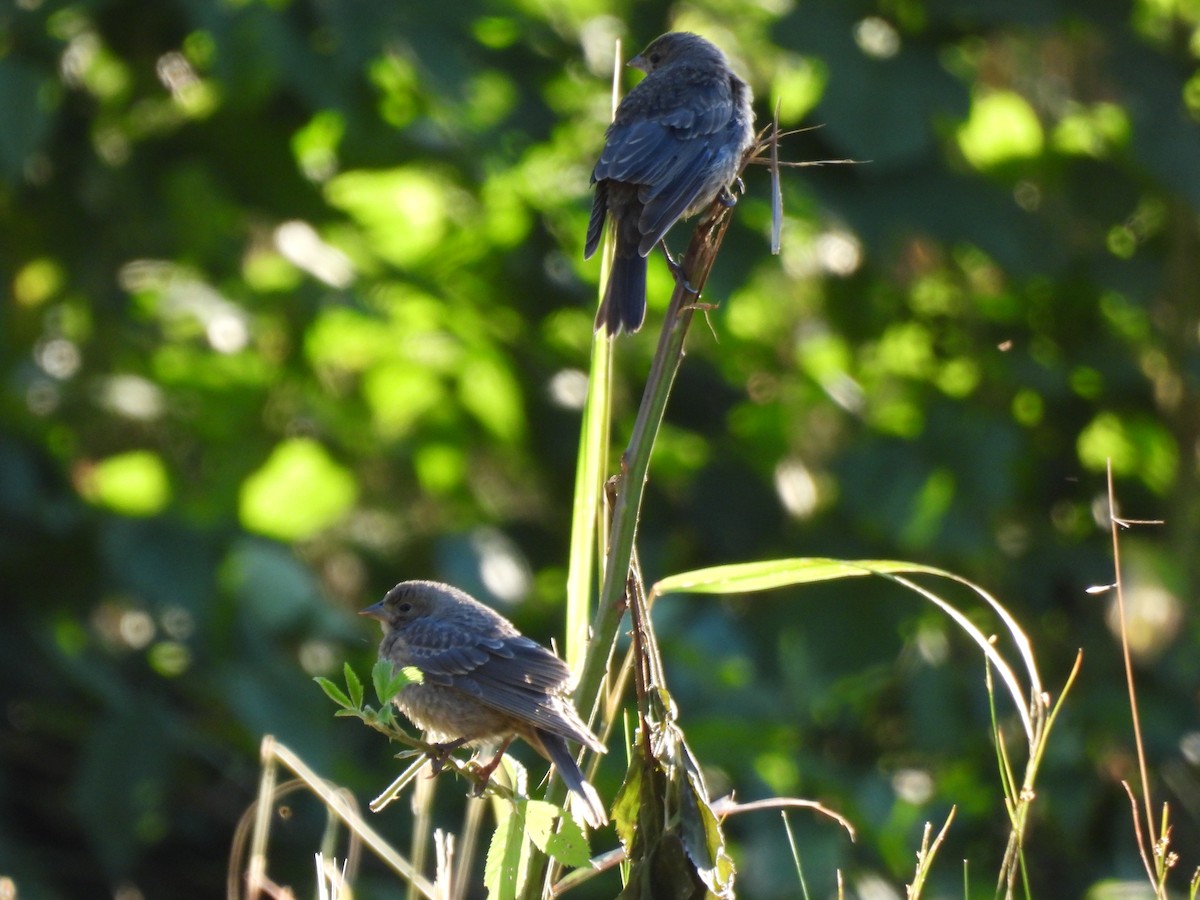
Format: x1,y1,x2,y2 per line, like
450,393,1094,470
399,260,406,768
585,31,756,335
360,580,608,828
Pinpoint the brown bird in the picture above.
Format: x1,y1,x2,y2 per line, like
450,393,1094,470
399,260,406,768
360,580,607,828
585,31,756,335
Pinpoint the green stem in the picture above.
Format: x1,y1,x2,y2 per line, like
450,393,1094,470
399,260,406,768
578,202,737,716
523,204,739,900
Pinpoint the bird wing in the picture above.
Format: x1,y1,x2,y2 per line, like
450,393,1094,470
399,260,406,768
584,180,608,259
591,73,735,252
401,619,598,745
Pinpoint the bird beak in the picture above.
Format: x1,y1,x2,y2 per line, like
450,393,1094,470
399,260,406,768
359,600,387,622
627,53,649,73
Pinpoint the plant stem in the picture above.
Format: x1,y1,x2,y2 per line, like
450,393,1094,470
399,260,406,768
573,201,738,723
523,201,740,900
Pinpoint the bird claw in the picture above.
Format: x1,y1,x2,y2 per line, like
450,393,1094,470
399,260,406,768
658,240,699,295
466,737,513,796
658,239,681,273
718,181,742,207
426,738,467,776
467,773,489,798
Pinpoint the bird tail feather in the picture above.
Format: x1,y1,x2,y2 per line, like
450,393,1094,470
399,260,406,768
541,733,607,828
595,252,647,335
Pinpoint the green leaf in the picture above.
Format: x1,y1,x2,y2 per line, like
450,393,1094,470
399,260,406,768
523,799,557,853
611,754,643,852
343,661,364,709
522,798,592,868
544,815,591,869
371,658,422,705
239,438,358,540
656,557,1040,744
313,676,352,709
653,557,948,596
371,658,393,704
484,798,528,900
565,322,612,672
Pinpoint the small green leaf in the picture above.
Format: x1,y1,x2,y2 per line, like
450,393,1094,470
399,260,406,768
484,799,528,900
544,811,591,869
523,799,559,854
314,676,352,709
371,658,392,704
344,661,364,709
521,798,593,866
371,658,422,704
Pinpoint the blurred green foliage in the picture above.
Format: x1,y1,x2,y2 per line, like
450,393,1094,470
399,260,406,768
2,0,1199,896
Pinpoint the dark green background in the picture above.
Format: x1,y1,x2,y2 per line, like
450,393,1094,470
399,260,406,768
2,0,1198,896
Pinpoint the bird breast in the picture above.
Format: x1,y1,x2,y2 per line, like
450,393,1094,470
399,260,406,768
395,681,514,745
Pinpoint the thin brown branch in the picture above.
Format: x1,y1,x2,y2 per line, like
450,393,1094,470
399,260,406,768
1122,780,1160,888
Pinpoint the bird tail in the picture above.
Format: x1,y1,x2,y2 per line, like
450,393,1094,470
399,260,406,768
595,251,647,336
540,732,608,828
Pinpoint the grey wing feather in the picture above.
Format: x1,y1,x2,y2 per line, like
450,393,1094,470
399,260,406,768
474,636,573,690
400,618,496,681
404,620,590,736
456,637,598,746
454,676,600,748
637,150,723,244
593,80,734,252
584,182,608,258
595,77,732,182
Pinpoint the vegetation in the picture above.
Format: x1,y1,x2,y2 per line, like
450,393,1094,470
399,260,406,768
2,0,1199,897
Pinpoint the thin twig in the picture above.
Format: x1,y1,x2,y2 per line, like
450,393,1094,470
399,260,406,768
268,737,440,899
1108,460,1159,858
1122,781,1159,887
770,102,783,255
710,795,855,841
908,807,957,900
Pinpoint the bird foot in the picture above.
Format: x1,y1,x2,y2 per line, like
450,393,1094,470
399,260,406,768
719,180,744,207
467,738,514,796
426,738,467,776
467,769,490,798
658,240,699,295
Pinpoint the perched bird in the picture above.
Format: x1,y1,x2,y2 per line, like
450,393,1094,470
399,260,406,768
585,31,756,335
360,580,608,828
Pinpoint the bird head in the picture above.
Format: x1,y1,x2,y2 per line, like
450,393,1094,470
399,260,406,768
359,581,439,631
627,31,712,74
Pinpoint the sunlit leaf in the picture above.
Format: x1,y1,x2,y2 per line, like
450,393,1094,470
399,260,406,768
343,661,363,710
458,355,525,443
484,797,528,900
239,438,357,540
522,799,591,869
371,658,421,705
326,166,455,267
82,450,171,516
957,90,1044,169
314,676,353,710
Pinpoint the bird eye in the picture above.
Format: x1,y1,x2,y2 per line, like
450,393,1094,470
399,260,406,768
649,52,661,65
397,602,412,613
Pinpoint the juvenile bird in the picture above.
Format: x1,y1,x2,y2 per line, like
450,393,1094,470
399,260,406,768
360,580,608,828
585,31,756,335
